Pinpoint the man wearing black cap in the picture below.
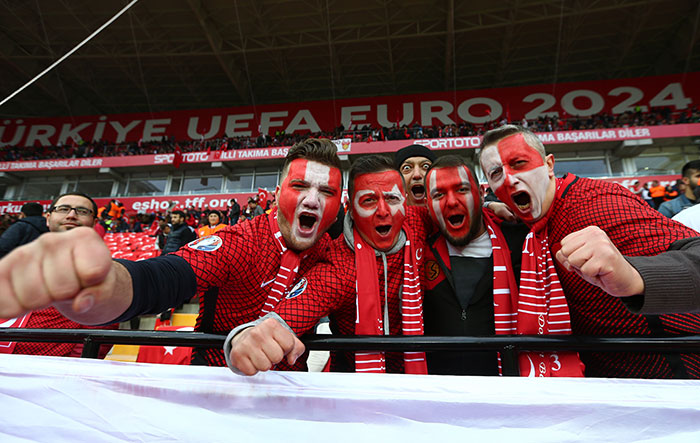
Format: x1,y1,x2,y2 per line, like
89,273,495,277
0,202,48,259
394,144,436,207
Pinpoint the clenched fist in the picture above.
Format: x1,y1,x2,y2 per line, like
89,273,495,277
555,225,644,297
229,317,306,376
0,227,130,324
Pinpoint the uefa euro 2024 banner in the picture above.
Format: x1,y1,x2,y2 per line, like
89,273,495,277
1,73,700,147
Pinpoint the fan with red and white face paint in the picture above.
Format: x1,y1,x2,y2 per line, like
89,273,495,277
480,133,556,224
351,170,407,251
276,159,342,252
426,165,484,246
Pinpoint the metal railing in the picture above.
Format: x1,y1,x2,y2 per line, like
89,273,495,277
3,328,700,374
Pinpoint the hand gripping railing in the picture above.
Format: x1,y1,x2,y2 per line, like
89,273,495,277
3,328,700,374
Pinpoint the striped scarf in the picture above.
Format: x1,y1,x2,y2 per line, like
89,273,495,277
485,193,585,377
353,226,427,374
0,314,31,354
260,208,306,316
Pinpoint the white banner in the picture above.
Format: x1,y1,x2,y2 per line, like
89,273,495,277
1,354,699,442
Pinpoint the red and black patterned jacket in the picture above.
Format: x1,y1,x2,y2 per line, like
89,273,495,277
549,175,700,378
274,207,429,373
12,307,116,357
174,214,332,367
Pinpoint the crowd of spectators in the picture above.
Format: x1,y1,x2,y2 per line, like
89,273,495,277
2,107,698,163
0,193,274,240
94,195,274,249
0,213,19,236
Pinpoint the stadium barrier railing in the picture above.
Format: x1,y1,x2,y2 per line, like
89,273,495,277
3,328,700,374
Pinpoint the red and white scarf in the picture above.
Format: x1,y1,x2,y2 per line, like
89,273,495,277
353,226,427,374
0,314,31,354
485,185,585,376
260,207,307,316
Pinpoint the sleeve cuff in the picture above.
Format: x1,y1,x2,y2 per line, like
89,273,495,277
223,312,295,376
625,254,700,314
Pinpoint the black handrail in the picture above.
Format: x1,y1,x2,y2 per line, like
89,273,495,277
3,328,700,360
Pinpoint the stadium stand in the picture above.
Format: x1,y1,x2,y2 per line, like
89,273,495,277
2,0,700,439
103,232,159,260
1,109,697,162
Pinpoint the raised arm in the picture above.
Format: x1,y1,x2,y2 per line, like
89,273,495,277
0,227,133,325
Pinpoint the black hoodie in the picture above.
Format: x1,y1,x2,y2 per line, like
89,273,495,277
0,215,49,258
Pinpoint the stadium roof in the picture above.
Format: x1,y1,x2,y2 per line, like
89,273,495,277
1,0,699,119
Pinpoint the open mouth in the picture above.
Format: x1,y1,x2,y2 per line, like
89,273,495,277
512,191,531,211
376,224,392,236
447,214,465,228
411,184,425,200
298,213,318,232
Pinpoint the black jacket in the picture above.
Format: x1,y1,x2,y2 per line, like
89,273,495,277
423,220,529,376
161,223,197,255
228,202,240,225
0,216,49,258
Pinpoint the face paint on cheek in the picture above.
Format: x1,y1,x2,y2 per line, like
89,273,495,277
352,171,406,251
492,170,514,209
492,168,536,223
437,166,476,239
427,169,447,232
316,166,342,233
278,160,307,225
453,166,479,237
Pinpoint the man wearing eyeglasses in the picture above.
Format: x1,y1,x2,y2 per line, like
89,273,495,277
0,192,116,358
46,193,98,233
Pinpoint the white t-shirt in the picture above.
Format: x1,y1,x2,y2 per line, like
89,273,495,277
672,204,700,233
446,230,492,258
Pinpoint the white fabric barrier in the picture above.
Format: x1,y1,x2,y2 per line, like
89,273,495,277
2,354,700,442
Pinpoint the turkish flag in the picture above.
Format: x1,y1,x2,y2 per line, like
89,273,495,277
173,144,183,169
257,188,270,207
136,325,193,365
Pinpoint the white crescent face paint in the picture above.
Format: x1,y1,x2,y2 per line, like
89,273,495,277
351,170,406,252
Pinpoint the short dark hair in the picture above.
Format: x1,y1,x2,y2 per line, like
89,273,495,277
479,124,546,160
425,154,477,180
171,210,185,218
21,202,44,217
49,192,98,217
282,138,342,177
682,160,700,177
348,155,401,199
426,155,479,188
